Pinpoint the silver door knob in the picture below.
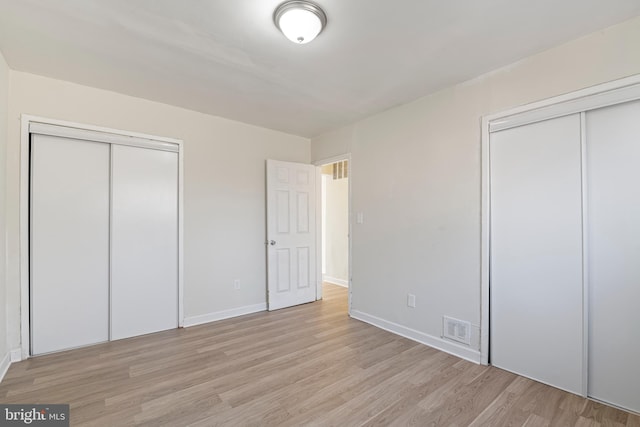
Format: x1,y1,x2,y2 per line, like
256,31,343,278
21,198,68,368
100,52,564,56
269,240,276,245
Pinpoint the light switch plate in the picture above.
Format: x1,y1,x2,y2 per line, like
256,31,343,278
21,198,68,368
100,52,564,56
407,294,416,308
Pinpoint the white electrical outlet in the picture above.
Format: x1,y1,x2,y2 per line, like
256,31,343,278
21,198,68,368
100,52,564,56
407,293,416,308
234,279,240,290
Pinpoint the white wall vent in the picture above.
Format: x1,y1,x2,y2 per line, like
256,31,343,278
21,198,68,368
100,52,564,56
443,316,471,346
332,160,348,180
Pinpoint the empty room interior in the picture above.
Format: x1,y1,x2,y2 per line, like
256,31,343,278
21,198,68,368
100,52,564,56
1,1,640,425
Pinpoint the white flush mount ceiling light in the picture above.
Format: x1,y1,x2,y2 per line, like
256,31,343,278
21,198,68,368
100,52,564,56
274,1,327,44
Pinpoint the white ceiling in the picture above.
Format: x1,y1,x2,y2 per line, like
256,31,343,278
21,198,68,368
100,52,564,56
1,1,639,138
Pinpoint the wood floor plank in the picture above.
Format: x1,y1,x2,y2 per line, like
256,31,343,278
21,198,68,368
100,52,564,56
524,413,551,427
0,283,636,426
628,413,640,427
581,400,629,426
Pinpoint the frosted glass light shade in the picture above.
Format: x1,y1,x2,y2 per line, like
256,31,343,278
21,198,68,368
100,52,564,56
274,1,327,44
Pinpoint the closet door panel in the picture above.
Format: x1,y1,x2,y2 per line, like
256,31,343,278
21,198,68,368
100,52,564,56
490,114,583,394
586,100,640,413
111,145,178,340
31,135,110,355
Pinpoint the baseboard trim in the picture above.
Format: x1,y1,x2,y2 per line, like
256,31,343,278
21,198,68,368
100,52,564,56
184,303,267,327
10,349,22,362
350,310,481,364
0,351,11,383
323,276,348,287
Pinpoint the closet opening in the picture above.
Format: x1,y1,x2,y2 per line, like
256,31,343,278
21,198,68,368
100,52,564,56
19,116,184,358
481,74,640,414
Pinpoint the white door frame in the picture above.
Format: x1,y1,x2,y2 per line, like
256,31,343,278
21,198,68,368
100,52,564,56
480,74,640,377
313,154,352,315
19,114,185,359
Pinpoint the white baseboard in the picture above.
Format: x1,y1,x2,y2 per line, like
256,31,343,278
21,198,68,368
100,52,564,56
0,351,11,383
350,310,481,364
184,303,267,327
323,275,348,287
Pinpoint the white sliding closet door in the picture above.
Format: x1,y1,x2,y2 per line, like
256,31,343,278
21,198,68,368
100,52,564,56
31,135,110,355
490,114,584,394
111,145,178,340
586,100,640,413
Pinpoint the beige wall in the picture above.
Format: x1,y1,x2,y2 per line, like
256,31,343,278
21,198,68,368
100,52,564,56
311,16,640,360
5,72,309,352
0,51,9,364
323,176,348,283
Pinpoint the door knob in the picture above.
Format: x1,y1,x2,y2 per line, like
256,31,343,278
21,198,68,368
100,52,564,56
269,240,276,245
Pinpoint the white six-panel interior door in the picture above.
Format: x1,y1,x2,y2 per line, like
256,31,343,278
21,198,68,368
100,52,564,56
30,122,180,355
266,159,317,311
488,79,640,414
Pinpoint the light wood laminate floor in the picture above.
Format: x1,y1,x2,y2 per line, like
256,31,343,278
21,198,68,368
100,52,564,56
1,284,637,426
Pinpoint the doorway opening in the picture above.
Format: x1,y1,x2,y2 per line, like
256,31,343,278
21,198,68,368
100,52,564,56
317,157,351,313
